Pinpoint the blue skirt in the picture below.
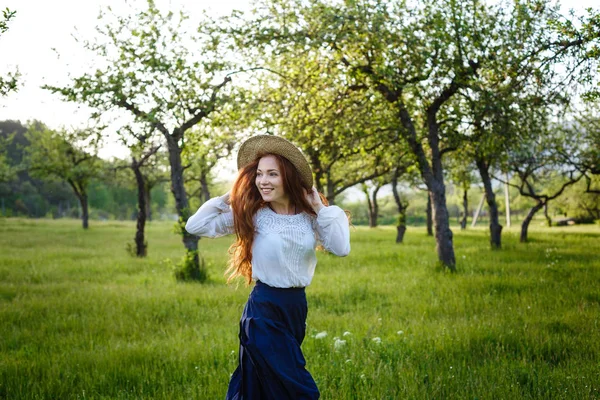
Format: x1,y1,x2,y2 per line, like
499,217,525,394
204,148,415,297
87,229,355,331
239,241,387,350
226,281,320,400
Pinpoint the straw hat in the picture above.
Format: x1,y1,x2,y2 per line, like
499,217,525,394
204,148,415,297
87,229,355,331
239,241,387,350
237,135,314,188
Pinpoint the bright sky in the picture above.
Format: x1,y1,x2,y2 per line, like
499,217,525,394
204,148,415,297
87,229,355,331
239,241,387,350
0,0,597,160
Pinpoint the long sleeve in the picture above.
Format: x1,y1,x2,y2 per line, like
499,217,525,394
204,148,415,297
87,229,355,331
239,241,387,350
313,205,351,257
185,195,234,238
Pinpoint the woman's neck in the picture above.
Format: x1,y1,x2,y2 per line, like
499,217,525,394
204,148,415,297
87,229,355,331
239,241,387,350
269,200,296,215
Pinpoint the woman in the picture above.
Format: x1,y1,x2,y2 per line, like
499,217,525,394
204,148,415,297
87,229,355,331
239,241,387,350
186,135,351,400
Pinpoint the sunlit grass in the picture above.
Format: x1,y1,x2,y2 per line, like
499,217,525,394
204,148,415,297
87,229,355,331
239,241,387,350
0,218,598,399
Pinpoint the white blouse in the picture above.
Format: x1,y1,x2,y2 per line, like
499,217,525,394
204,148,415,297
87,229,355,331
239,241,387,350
185,195,350,288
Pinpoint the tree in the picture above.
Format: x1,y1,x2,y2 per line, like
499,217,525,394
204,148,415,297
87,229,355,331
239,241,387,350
230,0,513,270
361,178,387,228
24,124,102,229
443,0,574,248
556,106,600,192
319,0,510,269
499,121,584,242
129,147,161,257
446,149,476,231
391,165,414,243
44,1,238,280
112,124,167,257
553,177,600,222
0,120,64,218
550,8,600,101
0,8,19,97
183,124,235,205
0,134,13,183
238,39,397,204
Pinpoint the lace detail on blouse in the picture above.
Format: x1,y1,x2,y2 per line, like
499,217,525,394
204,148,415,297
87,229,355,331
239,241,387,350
255,207,314,235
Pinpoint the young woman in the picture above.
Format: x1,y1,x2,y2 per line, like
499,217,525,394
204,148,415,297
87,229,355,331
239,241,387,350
186,135,351,400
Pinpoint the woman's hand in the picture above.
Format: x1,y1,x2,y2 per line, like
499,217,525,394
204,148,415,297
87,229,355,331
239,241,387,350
305,187,324,213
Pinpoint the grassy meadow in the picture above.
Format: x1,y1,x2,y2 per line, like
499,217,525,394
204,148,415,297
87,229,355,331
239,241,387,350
0,218,599,399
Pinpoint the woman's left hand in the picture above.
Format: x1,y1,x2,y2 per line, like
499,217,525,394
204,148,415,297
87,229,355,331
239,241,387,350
305,187,324,213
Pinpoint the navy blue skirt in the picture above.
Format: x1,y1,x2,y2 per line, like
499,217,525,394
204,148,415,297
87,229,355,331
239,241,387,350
226,281,320,400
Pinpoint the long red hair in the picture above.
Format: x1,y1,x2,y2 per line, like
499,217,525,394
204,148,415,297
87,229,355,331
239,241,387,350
226,153,328,284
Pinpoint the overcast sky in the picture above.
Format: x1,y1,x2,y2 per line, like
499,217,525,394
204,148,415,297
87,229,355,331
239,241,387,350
0,0,597,161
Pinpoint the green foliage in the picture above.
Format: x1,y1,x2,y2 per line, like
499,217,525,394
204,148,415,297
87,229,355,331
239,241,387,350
43,0,237,142
1,219,599,398
171,250,208,282
126,239,147,257
552,177,600,221
234,27,399,198
0,8,20,97
502,114,585,206
0,134,13,183
0,121,79,217
550,7,600,101
24,123,102,187
0,120,171,220
0,8,16,34
183,123,235,205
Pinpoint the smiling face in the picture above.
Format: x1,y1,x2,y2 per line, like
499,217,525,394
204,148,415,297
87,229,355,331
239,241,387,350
255,155,289,205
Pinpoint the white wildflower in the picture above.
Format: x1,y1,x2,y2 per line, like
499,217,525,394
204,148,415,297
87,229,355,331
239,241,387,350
397,330,404,335
372,337,382,344
343,331,352,337
345,359,352,364
334,338,347,350
315,331,328,340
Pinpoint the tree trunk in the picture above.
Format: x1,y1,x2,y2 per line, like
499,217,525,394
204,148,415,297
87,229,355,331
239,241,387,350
426,193,433,236
362,185,374,227
544,202,552,226
166,135,203,280
200,173,211,203
132,160,148,257
325,173,336,205
145,185,152,222
80,193,89,229
68,179,89,229
429,183,456,269
391,167,408,243
521,201,544,243
504,173,511,227
397,101,455,270
365,185,381,228
460,186,468,230
308,150,324,194
476,157,502,249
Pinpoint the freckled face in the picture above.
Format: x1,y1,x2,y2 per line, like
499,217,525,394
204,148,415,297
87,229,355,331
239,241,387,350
256,155,289,204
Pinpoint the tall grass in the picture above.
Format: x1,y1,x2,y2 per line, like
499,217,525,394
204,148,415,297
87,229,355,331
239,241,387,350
0,218,598,399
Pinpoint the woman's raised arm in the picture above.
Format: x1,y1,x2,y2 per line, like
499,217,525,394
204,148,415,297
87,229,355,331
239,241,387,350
185,193,234,238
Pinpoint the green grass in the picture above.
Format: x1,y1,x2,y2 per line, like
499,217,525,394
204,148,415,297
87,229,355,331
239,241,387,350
0,218,599,399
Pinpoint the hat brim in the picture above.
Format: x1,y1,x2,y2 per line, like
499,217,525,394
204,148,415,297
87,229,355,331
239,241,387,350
237,135,314,188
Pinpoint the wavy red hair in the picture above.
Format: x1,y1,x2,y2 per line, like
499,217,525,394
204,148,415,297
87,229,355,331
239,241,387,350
226,153,328,284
